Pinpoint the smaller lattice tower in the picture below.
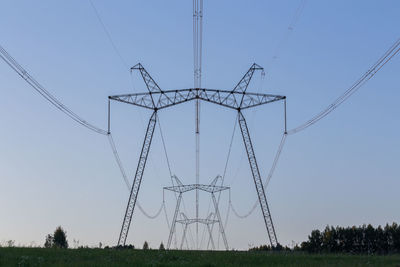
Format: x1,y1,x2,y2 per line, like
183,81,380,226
164,175,229,250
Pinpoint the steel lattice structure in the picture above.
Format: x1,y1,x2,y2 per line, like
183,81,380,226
177,213,217,250
164,175,229,250
109,62,286,247
238,111,278,246
117,111,157,246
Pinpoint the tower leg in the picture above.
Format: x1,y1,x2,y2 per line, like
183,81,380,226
207,224,216,250
180,223,188,250
117,111,157,246
237,111,278,247
167,193,182,249
211,193,229,250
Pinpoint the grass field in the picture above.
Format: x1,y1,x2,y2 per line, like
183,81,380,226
1,247,400,266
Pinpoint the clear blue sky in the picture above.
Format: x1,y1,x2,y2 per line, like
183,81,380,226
0,0,399,249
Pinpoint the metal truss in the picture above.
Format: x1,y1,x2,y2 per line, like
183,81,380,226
164,175,229,194
177,213,217,250
167,190,183,249
117,111,157,246
238,111,278,247
110,62,285,248
211,191,228,249
109,88,284,111
176,215,218,225
164,176,229,250
109,63,282,112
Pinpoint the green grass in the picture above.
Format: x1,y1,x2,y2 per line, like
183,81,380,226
1,247,400,266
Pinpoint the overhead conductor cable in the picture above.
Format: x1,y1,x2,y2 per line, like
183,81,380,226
230,38,400,219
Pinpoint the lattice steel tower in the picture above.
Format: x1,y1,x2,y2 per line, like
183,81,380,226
163,175,229,250
109,62,286,248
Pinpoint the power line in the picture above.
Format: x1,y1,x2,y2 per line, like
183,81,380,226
229,37,400,220
108,133,164,219
287,38,400,135
157,116,173,177
89,0,129,69
0,42,168,220
226,0,308,220
265,0,307,72
230,200,258,219
230,133,287,219
0,44,108,135
227,0,307,216
89,0,186,229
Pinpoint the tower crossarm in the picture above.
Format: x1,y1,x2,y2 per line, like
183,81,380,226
131,63,163,93
176,218,218,225
163,183,229,194
109,93,155,110
232,63,264,94
131,63,174,108
197,184,229,193
223,63,264,107
109,89,285,111
164,184,197,193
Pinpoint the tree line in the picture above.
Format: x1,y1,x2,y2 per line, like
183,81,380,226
250,223,400,254
4,223,399,254
41,226,165,250
300,223,400,254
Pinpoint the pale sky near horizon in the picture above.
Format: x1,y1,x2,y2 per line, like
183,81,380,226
0,0,399,250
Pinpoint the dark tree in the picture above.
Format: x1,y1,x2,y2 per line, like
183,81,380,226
143,241,149,250
6,240,15,247
159,242,165,250
53,226,68,248
308,230,322,253
44,234,53,248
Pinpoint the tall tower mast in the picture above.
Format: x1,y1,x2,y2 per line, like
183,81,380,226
193,0,203,249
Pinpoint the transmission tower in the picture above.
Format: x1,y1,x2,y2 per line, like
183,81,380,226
164,175,229,250
109,62,286,247
176,212,219,250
